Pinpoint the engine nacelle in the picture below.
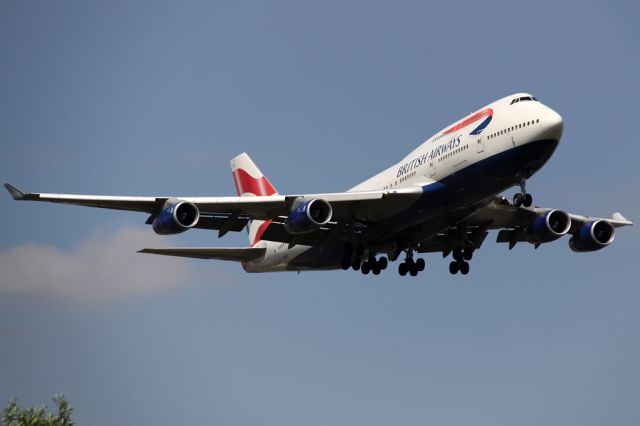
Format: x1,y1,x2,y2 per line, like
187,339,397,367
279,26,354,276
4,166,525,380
569,220,615,252
527,209,572,244
152,199,200,235
284,198,332,234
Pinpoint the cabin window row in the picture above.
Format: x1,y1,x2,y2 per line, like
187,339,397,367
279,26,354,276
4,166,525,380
487,119,540,140
400,170,416,183
438,144,469,162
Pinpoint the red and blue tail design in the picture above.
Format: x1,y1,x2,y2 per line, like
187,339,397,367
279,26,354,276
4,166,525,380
230,153,278,246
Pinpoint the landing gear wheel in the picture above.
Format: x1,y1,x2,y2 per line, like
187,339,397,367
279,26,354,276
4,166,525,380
378,257,388,270
372,265,381,275
361,262,371,275
415,258,425,271
409,266,419,277
352,259,361,271
340,257,351,270
449,261,459,275
524,193,533,207
453,248,463,262
463,249,474,261
460,261,470,275
398,262,408,276
513,192,524,207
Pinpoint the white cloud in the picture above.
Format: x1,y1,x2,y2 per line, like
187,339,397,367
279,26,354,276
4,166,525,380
0,227,193,303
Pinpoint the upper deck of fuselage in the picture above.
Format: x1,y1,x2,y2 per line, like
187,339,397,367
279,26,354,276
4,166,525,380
349,93,562,192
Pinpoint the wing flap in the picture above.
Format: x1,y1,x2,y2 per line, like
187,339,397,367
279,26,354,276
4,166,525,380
138,247,266,261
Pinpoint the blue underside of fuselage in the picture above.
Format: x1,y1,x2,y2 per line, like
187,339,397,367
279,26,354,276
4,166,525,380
287,139,559,270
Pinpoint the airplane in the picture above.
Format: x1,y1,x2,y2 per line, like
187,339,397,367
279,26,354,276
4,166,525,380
5,93,633,276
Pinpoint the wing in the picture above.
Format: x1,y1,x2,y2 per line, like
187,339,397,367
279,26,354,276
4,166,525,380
466,196,633,229
465,196,632,248
4,182,424,226
138,247,265,261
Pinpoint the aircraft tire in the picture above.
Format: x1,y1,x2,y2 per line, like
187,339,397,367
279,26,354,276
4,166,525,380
415,258,425,271
453,248,463,262
398,262,408,276
449,261,459,274
460,261,470,275
463,249,474,261
340,257,351,270
352,259,361,271
513,193,524,207
524,193,533,207
378,257,388,270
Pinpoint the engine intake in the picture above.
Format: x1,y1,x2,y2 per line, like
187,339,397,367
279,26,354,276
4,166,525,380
569,220,615,252
284,198,332,234
527,209,571,244
152,199,200,235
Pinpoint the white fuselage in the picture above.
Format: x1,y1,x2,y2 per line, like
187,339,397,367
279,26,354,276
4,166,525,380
245,93,564,272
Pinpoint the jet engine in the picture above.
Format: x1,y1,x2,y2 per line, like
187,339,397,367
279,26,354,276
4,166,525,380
284,198,332,234
152,199,200,235
569,220,615,252
526,209,572,244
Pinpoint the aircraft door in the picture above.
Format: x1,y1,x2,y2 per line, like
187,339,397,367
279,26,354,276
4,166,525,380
476,137,484,153
429,160,436,178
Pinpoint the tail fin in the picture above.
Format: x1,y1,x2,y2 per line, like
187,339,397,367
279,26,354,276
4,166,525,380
230,153,278,245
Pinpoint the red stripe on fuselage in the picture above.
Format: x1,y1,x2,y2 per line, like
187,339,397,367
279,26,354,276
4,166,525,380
232,169,277,196
442,108,493,135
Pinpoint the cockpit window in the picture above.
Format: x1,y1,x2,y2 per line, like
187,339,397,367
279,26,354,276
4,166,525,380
510,96,538,105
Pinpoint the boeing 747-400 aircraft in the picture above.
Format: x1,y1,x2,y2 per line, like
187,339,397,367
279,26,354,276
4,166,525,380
5,93,633,276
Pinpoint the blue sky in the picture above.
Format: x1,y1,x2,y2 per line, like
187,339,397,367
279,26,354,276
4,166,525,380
1,1,638,425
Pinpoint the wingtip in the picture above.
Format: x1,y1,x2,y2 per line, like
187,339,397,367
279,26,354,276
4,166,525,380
612,212,633,226
4,183,25,200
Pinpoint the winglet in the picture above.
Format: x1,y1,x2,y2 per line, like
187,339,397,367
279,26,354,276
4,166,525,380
4,183,26,200
612,212,633,226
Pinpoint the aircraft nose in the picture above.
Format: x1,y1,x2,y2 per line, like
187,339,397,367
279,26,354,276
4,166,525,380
543,108,564,142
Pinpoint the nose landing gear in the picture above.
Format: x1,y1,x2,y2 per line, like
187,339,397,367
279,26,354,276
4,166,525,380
513,173,533,207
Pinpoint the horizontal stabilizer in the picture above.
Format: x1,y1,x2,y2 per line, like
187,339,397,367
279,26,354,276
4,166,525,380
138,247,266,261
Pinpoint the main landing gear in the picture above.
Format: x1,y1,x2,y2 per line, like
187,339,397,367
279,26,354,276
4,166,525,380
449,247,472,275
339,244,388,275
397,251,425,277
361,255,388,275
513,173,533,207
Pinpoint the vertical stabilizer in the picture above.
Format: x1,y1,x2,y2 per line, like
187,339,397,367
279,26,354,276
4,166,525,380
230,153,278,245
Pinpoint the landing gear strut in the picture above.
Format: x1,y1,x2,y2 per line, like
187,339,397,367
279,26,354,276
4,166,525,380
513,173,533,207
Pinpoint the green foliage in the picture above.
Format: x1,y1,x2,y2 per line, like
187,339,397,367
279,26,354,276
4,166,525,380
1,395,73,426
